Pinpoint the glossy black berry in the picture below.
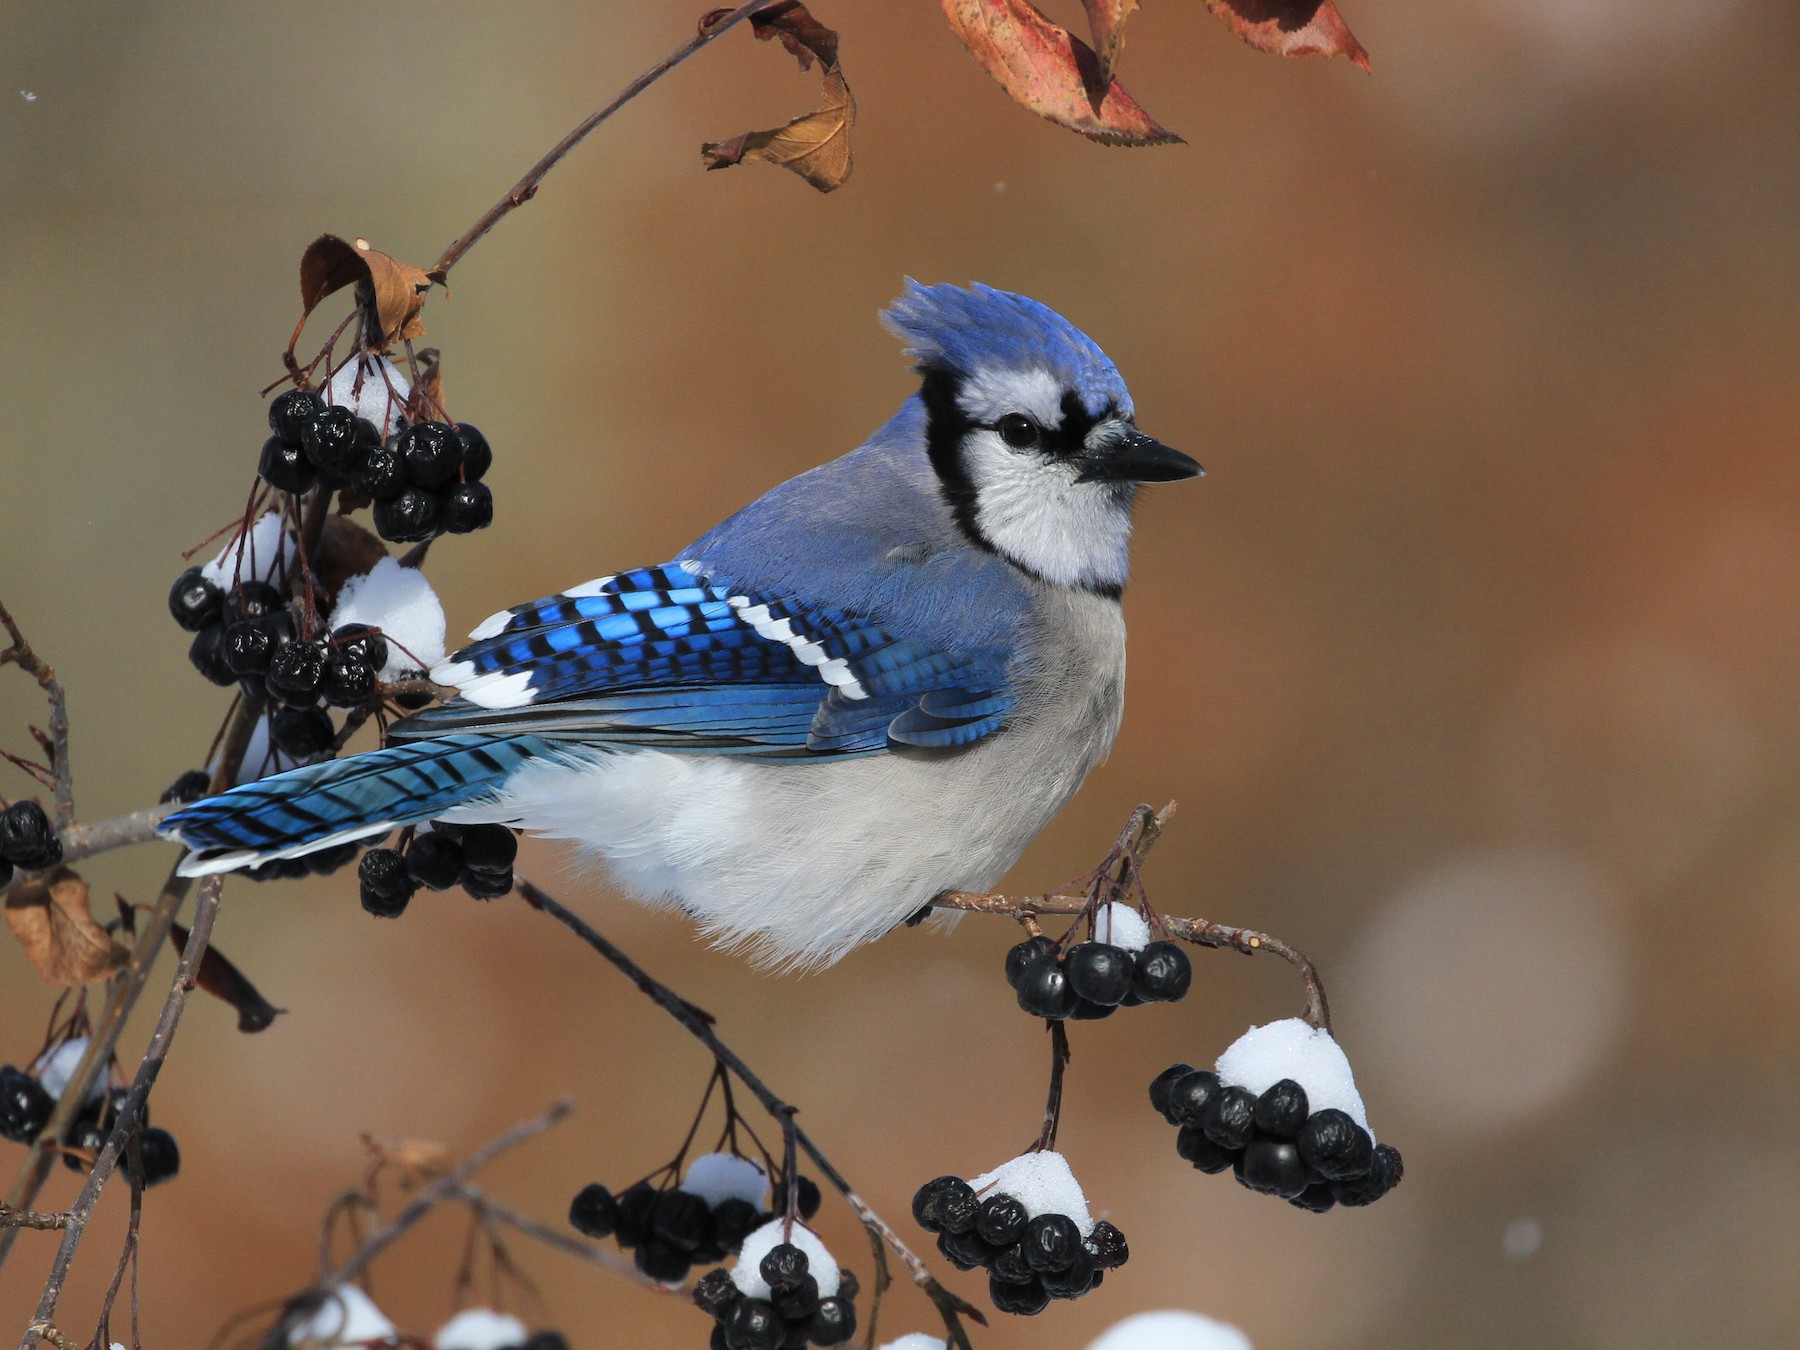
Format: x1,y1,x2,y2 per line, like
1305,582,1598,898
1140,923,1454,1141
187,625,236,687
399,421,463,490
1237,1139,1310,1199
374,487,441,543
1166,1069,1222,1127
454,424,492,481
305,842,361,876
652,1188,713,1252
301,406,363,474
441,481,494,534
63,1108,109,1173
231,580,286,622
460,866,513,900
1290,1182,1337,1214
0,859,12,890
568,1182,619,1238
987,1240,1032,1284
265,639,326,707
1086,1220,1128,1269
912,1175,977,1234
807,1296,855,1347
349,445,407,501
975,1192,1028,1247
760,1241,810,1290
136,1127,180,1186
988,1272,1049,1316
1333,1143,1403,1207
1176,1122,1236,1174
460,824,518,873
729,1300,781,1350
332,624,389,673
693,1267,740,1318
1068,997,1115,1021
357,848,414,918
634,1237,690,1284
1132,941,1193,1002
269,705,333,759
1014,960,1078,1020
1066,941,1134,1006
1021,1213,1082,1273
1040,1243,1098,1299
1295,1108,1375,1182
1,801,61,870
1004,935,1056,990
614,1180,658,1247
405,831,464,891
222,620,276,676
168,568,223,632
794,1174,822,1220
712,1197,761,1251
1200,1084,1258,1151
269,389,325,445
321,652,377,708
259,434,318,494
1149,1063,1197,1124
0,1066,53,1143
1253,1079,1311,1139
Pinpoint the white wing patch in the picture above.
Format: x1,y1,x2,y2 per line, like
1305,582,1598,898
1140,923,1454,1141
728,597,869,700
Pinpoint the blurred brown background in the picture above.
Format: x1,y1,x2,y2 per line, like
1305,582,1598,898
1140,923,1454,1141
3,1,1799,1346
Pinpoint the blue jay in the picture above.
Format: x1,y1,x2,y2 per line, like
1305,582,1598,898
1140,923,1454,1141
161,282,1201,968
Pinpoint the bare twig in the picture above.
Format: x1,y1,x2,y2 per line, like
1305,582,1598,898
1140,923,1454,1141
0,1206,68,1233
0,600,74,828
429,0,780,281
516,878,984,1350
451,1184,664,1290
21,875,225,1350
55,805,176,865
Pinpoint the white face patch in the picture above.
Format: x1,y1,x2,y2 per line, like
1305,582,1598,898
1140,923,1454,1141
955,365,1065,430
958,427,1133,592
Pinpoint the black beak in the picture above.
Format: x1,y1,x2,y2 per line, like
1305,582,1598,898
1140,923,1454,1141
1077,429,1204,484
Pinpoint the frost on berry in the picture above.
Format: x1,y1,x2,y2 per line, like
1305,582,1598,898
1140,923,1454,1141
1090,901,1151,952
967,1151,1094,1235
1215,1018,1370,1135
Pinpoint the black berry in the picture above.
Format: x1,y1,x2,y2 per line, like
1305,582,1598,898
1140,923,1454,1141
1253,1079,1310,1139
269,389,324,445
693,1267,741,1318
1066,941,1134,1006
1200,1084,1258,1151
729,1300,781,1350
912,1176,977,1234
357,848,414,918
937,1227,990,1270
188,625,236,687
760,1241,810,1290
460,824,518,873
1068,997,1115,1021
770,1273,819,1323
808,1296,855,1347
1236,1139,1310,1199
1040,1243,1097,1299
136,1127,180,1186
168,568,223,632
259,434,318,494
399,421,463,490
1021,1213,1082,1273
988,1273,1049,1316
1086,1220,1128,1269
1149,1063,1197,1124
712,1197,761,1251
1132,940,1193,1002
441,481,494,534
321,652,377,708
349,445,407,500
271,705,334,759
222,620,277,676
1290,1182,1337,1214
634,1238,690,1284
989,1241,1034,1284
794,1174,822,1220
460,866,513,900
1295,1108,1374,1182
305,841,360,876
1334,1143,1403,1207
266,639,327,706
454,424,493,480
406,831,464,891
0,1066,53,1143
1165,1069,1222,1127
614,1181,658,1247
1176,1122,1236,1174
569,1182,619,1238
1004,935,1056,990
333,624,390,673
1014,959,1078,1020
374,487,441,543
521,1336,569,1350
301,406,364,474
231,580,286,622
0,801,61,870
652,1188,713,1252
160,770,211,804
975,1192,1028,1247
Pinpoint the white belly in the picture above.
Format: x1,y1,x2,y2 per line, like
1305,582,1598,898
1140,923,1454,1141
448,593,1126,969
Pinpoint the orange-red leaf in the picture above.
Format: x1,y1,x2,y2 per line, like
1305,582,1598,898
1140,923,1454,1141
1202,0,1370,71
941,0,1181,147
701,2,854,193
1081,0,1139,85
294,234,433,356
4,868,127,988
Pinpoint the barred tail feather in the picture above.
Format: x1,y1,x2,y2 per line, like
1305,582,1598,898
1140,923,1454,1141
160,734,550,876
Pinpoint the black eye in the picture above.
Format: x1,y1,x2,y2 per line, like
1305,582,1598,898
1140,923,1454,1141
996,413,1040,449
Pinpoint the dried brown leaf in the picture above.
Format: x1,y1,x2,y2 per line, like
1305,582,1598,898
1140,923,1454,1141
361,1134,452,1190
701,2,854,192
1081,0,1139,85
172,921,285,1034
1202,0,1370,71
940,0,1181,147
294,234,433,355
4,868,127,988
311,515,389,611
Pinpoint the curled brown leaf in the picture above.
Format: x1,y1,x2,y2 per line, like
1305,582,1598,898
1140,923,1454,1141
4,868,127,988
172,920,285,1033
1202,0,1370,71
292,234,434,357
940,0,1181,147
701,2,854,193
1081,0,1139,85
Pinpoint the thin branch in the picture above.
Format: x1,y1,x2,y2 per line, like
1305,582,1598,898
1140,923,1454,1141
55,806,175,866
516,878,983,1350
0,599,74,828
21,875,224,1350
0,1206,68,1233
428,1,779,282
450,1184,665,1291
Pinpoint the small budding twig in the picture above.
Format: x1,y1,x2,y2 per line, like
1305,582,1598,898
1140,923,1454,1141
0,599,74,829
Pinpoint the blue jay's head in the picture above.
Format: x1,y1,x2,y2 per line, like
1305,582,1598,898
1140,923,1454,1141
883,281,1200,597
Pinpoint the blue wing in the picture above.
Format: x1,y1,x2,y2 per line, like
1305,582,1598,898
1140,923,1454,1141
392,564,1011,758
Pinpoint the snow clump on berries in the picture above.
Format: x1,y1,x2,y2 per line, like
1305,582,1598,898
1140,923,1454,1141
969,1149,1093,1234
1087,1310,1253,1350
433,1307,529,1350
683,1150,770,1208
877,1338,948,1350
731,1219,840,1300
201,511,295,589
286,1284,395,1347
1092,901,1152,952
327,557,446,679
32,1039,102,1104
1215,1018,1370,1135
324,354,410,438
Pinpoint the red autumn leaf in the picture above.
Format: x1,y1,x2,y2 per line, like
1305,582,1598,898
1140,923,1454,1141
1202,0,1370,71
701,2,854,193
1081,0,1139,85
940,0,1181,147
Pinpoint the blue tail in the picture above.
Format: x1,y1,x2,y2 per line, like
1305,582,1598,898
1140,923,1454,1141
160,734,551,875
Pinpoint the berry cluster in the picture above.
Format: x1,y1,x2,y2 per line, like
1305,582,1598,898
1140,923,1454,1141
262,389,494,544
1,1065,178,1186
1150,1065,1402,1212
1005,908,1192,1022
693,1230,858,1350
0,800,61,887
911,1173,1126,1316
357,822,518,917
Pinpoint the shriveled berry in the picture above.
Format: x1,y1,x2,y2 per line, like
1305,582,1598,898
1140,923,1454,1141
989,1240,1034,1284
1334,1143,1403,1207
760,1241,810,1290
406,832,464,891
160,770,212,804
266,640,327,706
1237,1139,1311,1199
634,1237,690,1284
1149,1063,1197,1124
1040,1243,1097,1299
441,481,494,534
1015,960,1078,1020
1132,940,1193,1002
0,1066,53,1143
321,652,376,708
1290,1182,1336,1214
222,620,277,676
1021,1213,1082,1273
1066,941,1133,1006
729,1300,781,1350
598,1180,648,1247
399,421,463,490
460,824,518,873
912,1175,975,1234
1200,1084,1258,1151
770,1272,819,1322
374,487,441,543
270,705,334,759
1,801,61,870
1253,1079,1310,1139
988,1273,1049,1316
807,1295,855,1347
232,580,286,622
460,867,513,900
1296,1108,1375,1182
357,848,414,918
349,444,406,500
455,423,493,480
693,1267,740,1318
976,1192,1028,1247
1086,1220,1128,1269
168,568,223,632
1166,1069,1222,1127
712,1197,761,1251
259,434,318,494
187,625,235,687
1004,935,1056,990
136,1127,180,1186
652,1188,713,1252
333,624,389,673
269,388,324,445
301,406,362,474
937,1227,991,1270
1176,1122,1236,1174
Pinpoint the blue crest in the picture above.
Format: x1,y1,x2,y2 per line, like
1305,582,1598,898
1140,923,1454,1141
881,281,1132,419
